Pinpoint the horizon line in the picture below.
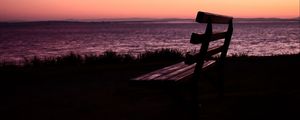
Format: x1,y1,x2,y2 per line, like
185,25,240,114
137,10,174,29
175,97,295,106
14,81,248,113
0,17,299,23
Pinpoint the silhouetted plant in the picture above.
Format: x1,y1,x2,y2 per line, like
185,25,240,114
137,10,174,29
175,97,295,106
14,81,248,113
137,49,184,62
1,49,298,68
55,52,83,66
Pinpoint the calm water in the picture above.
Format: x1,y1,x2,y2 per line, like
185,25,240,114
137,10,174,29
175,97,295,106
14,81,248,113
0,21,299,62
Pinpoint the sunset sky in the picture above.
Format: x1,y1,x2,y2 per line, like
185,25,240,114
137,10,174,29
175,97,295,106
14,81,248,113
0,0,299,21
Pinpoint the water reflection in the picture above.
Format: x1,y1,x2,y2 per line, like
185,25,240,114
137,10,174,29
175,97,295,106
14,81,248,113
0,21,299,62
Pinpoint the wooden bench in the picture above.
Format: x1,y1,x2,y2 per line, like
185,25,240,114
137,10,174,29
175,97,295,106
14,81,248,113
130,11,233,118
131,11,233,86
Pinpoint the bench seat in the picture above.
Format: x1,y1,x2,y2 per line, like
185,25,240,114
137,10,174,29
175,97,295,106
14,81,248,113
132,60,216,82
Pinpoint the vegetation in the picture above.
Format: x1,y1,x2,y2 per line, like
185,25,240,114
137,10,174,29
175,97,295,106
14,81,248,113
0,49,184,67
1,50,299,120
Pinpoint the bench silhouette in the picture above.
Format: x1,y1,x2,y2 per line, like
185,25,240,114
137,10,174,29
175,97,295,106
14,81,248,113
130,11,233,118
132,11,233,86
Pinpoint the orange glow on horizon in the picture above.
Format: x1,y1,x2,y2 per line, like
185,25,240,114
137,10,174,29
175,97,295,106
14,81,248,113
0,0,299,21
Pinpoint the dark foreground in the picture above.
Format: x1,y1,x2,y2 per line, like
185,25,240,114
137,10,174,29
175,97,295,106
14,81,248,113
1,52,299,120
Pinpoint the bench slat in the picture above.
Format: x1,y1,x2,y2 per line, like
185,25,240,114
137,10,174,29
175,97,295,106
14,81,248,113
190,32,227,44
154,62,196,80
132,62,187,80
206,46,223,58
168,65,195,81
185,46,223,64
132,60,216,81
196,11,233,24
168,60,216,81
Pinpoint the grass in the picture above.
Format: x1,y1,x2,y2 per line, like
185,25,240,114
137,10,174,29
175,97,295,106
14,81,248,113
0,50,299,120
1,48,184,67
0,49,184,120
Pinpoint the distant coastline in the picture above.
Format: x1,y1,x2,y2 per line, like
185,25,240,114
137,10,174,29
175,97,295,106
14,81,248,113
0,17,299,23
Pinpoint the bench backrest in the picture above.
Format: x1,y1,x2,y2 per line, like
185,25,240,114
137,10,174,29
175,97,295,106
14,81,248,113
185,11,233,78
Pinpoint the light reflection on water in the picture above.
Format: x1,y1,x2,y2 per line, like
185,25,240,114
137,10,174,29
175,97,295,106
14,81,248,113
0,21,299,62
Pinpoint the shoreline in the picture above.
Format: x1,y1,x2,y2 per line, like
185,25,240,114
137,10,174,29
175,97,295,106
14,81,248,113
1,49,299,66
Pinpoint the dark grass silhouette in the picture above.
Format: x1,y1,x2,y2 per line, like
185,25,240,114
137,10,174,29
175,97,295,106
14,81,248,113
0,49,184,120
0,50,299,120
1,49,183,67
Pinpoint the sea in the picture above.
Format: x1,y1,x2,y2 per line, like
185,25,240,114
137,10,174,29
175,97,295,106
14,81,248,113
0,20,299,62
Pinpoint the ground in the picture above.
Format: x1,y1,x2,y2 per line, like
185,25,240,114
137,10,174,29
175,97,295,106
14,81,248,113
1,54,299,120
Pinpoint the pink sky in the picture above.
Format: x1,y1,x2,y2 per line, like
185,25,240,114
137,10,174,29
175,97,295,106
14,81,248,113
0,0,299,21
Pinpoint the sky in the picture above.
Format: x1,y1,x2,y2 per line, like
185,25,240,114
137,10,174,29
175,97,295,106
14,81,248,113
0,0,299,21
